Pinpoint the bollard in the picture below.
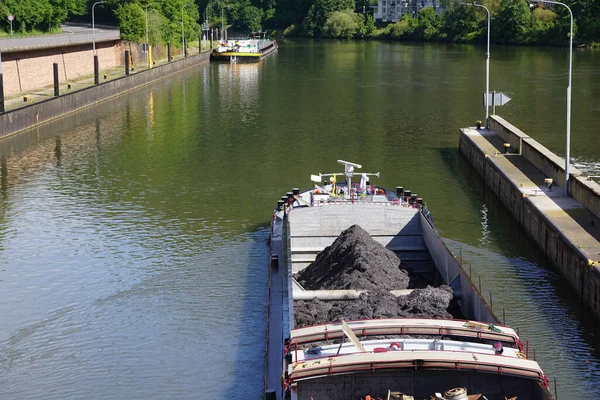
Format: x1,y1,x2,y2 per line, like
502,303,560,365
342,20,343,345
23,95,27,102
265,389,276,400
104,73,107,80
0,49,4,113
94,55,99,85
0,70,4,113
476,120,482,129
53,63,59,96
67,83,71,90
545,178,553,191
503,143,510,154
167,42,172,62
125,50,130,75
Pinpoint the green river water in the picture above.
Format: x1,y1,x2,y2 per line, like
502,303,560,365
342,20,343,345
0,39,598,399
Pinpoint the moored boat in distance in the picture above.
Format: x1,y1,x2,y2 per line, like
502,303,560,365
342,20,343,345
265,160,555,400
210,36,277,63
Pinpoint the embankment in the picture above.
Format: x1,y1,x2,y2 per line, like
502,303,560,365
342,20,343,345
0,50,210,139
459,115,600,321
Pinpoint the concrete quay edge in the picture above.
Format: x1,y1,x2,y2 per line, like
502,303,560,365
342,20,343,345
0,50,211,139
459,123,600,320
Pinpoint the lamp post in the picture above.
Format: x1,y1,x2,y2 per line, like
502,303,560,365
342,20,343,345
461,2,490,130
92,1,106,85
529,0,573,196
181,3,189,57
221,5,229,40
145,3,156,67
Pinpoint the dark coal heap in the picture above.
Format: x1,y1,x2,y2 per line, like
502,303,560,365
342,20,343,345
295,225,410,291
294,225,454,328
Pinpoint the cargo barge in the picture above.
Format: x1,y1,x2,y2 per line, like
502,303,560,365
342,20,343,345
265,160,554,400
210,38,277,63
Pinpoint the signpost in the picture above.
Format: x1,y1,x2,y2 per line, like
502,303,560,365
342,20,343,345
483,91,512,115
7,14,13,36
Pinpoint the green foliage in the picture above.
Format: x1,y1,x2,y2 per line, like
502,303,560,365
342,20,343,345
302,0,355,36
283,23,301,36
416,7,442,40
580,0,600,41
3,0,598,44
356,13,376,37
0,0,85,33
322,9,361,38
115,2,145,42
443,3,479,42
389,14,418,39
236,5,263,32
493,0,530,44
528,7,557,44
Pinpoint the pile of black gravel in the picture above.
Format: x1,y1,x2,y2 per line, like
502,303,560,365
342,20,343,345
293,225,454,328
295,225,410,291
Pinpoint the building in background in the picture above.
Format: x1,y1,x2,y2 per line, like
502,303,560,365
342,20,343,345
373,0,443,22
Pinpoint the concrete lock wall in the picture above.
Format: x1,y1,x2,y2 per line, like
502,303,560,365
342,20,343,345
459,130,600,320
0,50,211,138
489,115,600,221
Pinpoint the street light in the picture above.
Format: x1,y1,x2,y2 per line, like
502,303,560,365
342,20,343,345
92,1,106,56
145,2,156,67
181,2,190,57
221,5,229,41
461,2,490,130
529,0,573,196
92,1,106,85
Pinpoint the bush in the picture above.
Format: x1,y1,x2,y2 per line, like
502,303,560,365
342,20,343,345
528,7,557,44
283,24,301,37
322,9,361,38
390,14,418,39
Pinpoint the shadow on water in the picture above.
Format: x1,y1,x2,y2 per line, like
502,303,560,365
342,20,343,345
445,149,600,398
222,222,271,398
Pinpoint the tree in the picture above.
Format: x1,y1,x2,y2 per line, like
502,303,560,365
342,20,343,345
416,7,442,40
579,0,600,41
389,14,418,39
322,9,361,38
115,2,145,42
442,3,478,42
357,13,376,37
528,6,557,44
493,0,530,44
302,0,355,36
237,5,263,32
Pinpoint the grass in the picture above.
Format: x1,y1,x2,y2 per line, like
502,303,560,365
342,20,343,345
0,27,64,38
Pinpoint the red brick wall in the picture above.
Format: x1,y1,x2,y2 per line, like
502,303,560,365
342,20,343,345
1,40,122,96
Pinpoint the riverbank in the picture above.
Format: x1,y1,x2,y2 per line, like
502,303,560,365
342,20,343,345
0,49,211,139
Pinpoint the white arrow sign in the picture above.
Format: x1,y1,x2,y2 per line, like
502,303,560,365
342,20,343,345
483,91,512,107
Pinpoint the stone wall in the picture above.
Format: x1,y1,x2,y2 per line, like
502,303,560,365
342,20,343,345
0,50,210,138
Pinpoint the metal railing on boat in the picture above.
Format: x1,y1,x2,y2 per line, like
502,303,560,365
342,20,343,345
288,318,521,348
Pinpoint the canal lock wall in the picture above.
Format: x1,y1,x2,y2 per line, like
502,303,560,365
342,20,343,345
0,50,211,139
459,115,600,320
